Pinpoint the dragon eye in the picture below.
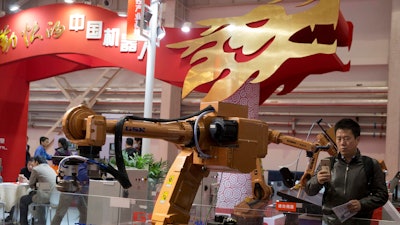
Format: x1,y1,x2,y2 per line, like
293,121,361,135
246,19,269,28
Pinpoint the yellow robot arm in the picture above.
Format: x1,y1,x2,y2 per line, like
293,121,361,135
62,102,332,225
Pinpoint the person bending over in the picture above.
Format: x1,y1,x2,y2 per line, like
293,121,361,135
19,156,57,225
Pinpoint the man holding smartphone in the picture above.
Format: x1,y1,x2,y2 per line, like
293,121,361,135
305,118,388,225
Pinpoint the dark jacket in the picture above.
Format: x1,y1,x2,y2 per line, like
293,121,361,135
52,147,71,165
19,167,31,180
305,150,388,225
124,147,139,158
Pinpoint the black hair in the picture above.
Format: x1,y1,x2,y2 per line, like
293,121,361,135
126,138,134,146
58,137,69,150
39,136,48,144
334,118,361,138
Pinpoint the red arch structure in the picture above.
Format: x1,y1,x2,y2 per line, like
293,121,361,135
0,3,352,181
0,4,196,181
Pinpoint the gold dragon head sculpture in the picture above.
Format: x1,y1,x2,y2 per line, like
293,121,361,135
167,0,351,103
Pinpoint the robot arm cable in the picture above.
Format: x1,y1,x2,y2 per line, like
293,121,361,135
114,116,133,189
112,105,217,189
194,109,215,159
317,119,337,152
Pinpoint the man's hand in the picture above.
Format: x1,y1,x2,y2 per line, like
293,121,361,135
317,170,331,184
347,200,361,213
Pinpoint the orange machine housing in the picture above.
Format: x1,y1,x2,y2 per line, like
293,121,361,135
62,102,333,225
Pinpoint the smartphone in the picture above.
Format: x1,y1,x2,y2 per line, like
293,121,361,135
320,159,331,173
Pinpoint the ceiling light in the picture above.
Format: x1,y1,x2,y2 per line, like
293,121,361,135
9,0,28,12
181,22,191,33
117,11,127,17
9,5,20,12
64,0,75,3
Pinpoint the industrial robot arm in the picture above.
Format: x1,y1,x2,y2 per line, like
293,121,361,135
293,124,337,190
232,123,336,223
61,101,332,225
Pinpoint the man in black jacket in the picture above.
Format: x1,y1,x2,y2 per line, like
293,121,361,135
305,118,388,225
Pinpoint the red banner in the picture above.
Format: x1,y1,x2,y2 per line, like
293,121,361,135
276,201,298,212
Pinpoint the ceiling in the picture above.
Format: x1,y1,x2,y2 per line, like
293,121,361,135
1,0,390,137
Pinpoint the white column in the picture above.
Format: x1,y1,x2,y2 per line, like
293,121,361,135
150,0,181,164
385,0,400,178
142,0,159,155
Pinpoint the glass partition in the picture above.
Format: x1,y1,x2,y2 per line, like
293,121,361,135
1,182,399,225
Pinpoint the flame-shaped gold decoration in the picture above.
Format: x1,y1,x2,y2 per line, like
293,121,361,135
167,0,340,102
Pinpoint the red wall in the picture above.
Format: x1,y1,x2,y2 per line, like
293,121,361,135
0,66,29,181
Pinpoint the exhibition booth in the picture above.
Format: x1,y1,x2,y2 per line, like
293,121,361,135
1,1,399,225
